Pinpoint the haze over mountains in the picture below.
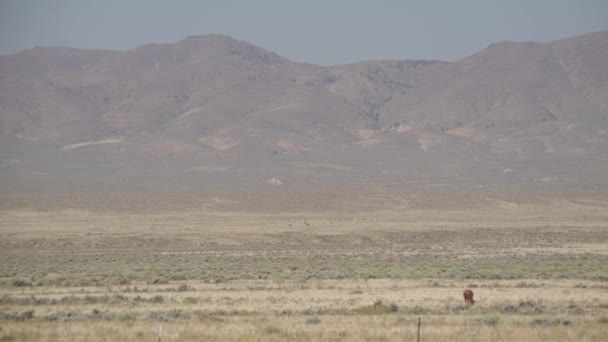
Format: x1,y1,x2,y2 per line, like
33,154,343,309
1,31,607,193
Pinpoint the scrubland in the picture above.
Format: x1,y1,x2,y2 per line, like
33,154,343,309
0,193,607,341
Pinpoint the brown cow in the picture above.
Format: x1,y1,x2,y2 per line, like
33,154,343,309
463,289,475,305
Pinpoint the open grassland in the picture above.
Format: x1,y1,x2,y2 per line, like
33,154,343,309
1,279,607,341
0,193,607,341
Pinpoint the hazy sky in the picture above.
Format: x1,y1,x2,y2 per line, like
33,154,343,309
1,0,607,65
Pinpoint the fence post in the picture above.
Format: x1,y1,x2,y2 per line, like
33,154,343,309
416,316,421,342
158,323,162,342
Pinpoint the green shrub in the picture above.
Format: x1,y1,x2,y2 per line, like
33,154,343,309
475,315,500,326
170,273,187,281
148,309,190,321
263,326,282,335
502,299,545,315
530,317,572,326
0,310,34,321
306,316,321,324
177,284,191,292
149,295,165,303
183,296,198,304
45,311,84,321
355,300,398,315
11,279,32,287
118,312,136,321
406,305,425,314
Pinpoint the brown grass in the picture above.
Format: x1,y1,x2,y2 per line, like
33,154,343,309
0,193,607,341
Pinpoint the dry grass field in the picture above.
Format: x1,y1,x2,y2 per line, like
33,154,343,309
1,193,607,341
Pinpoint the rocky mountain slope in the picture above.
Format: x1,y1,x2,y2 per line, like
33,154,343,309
1,32,607,192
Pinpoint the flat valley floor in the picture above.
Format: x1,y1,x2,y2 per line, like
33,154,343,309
0,193,607,341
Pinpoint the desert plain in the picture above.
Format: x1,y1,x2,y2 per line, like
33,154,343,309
0,191,606,341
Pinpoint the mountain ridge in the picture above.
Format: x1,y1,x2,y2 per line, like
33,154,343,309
1,31,607,192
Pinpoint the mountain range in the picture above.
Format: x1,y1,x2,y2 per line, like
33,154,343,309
1,31,607,193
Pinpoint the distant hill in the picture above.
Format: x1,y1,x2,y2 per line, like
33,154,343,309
1,32,607,192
